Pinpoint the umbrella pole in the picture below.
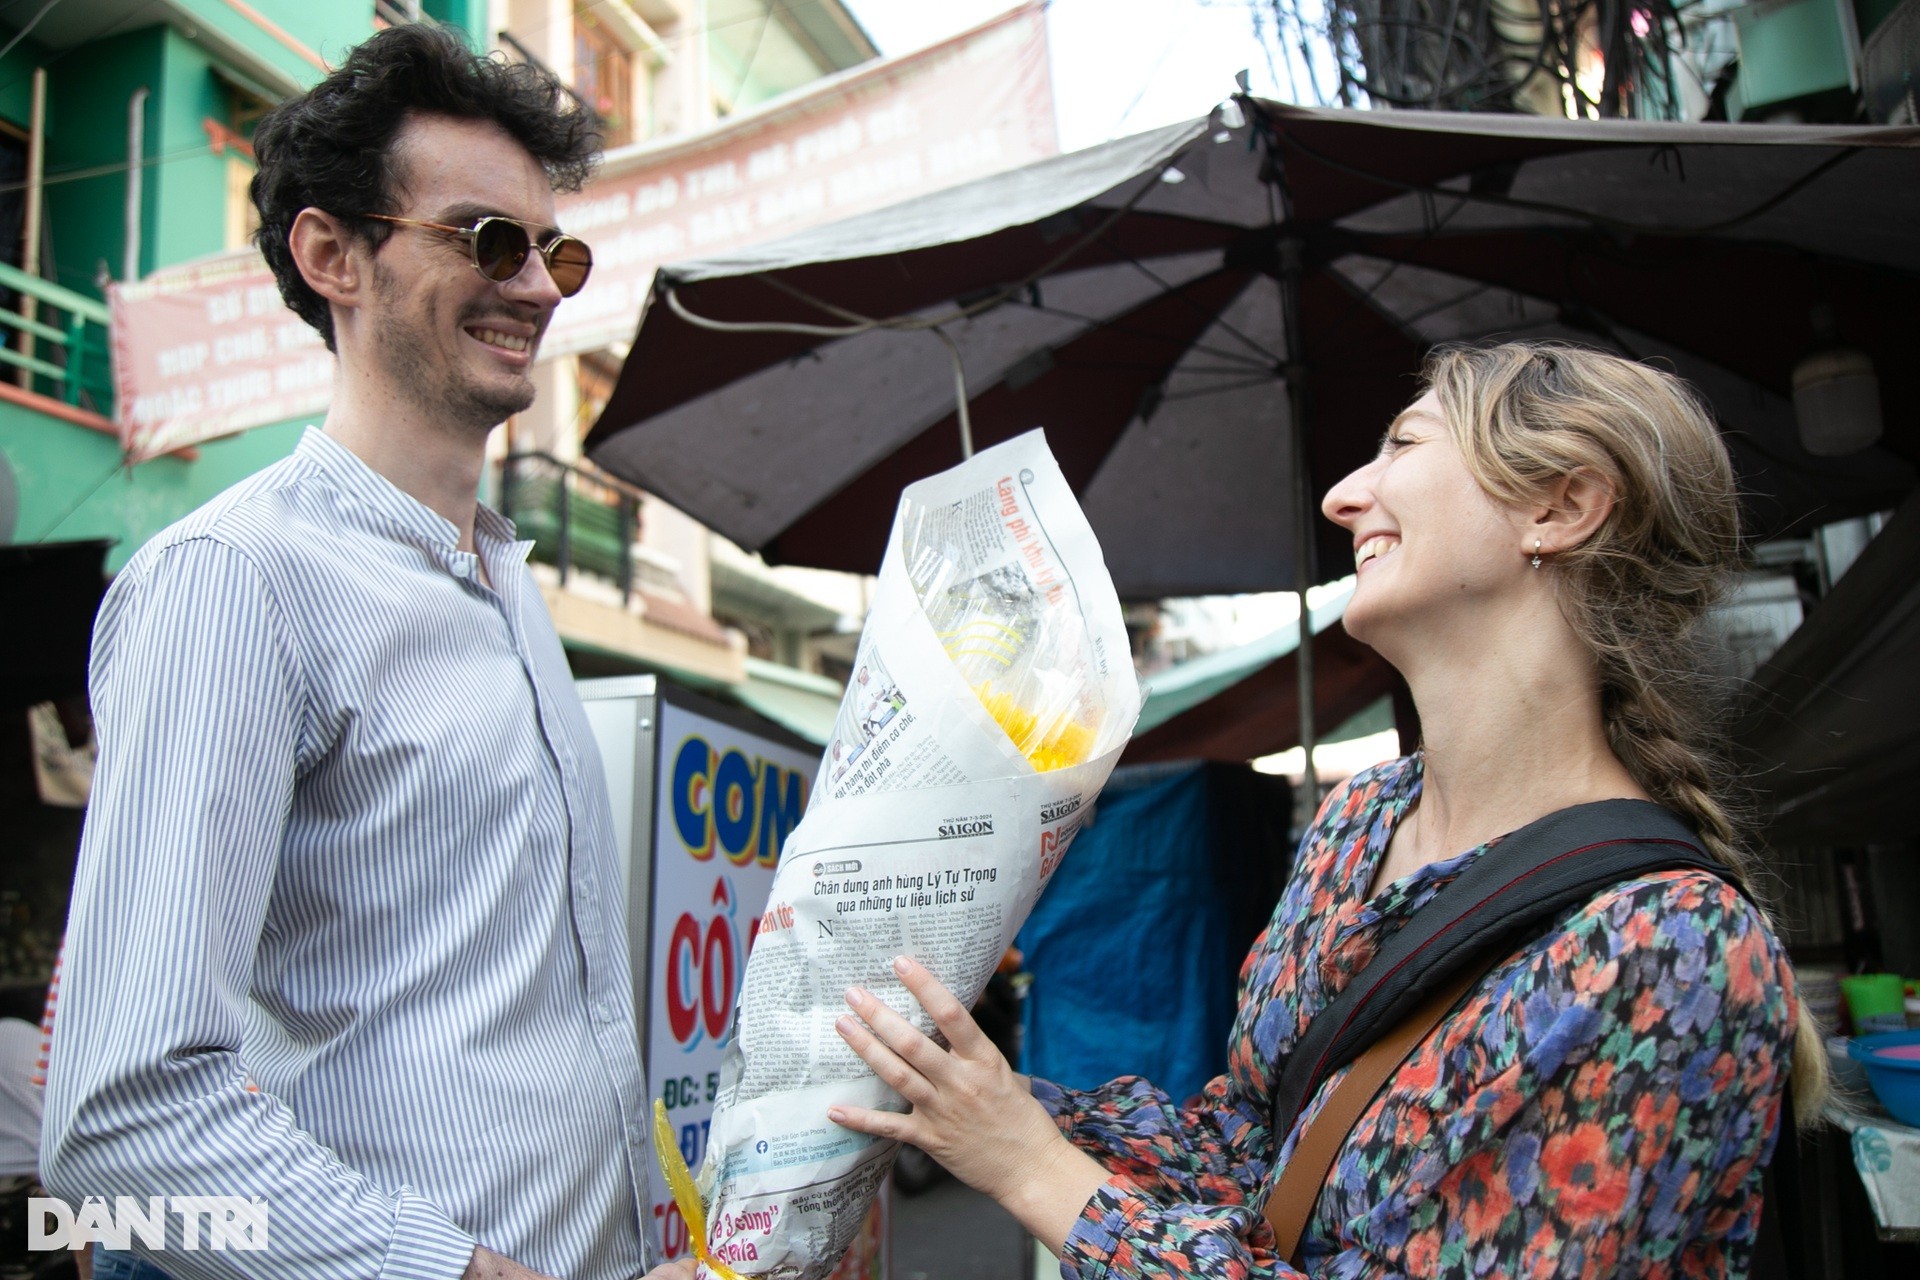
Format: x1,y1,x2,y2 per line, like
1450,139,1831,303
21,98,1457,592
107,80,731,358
932,327,974,460
1290,372,1318,821
1280,239,1319,827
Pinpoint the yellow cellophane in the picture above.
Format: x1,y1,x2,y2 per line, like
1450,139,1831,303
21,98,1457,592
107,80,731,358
971,681,1095,772
911,501,1104,773
653,1098,746,1280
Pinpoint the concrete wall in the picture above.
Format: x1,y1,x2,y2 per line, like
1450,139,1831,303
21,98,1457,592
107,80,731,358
34,3,370,299
168,0,366,88
41,27,166,293
0,403,306,571
0,30,50,127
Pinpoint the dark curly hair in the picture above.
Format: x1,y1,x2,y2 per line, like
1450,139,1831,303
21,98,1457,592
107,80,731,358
250,23,601,350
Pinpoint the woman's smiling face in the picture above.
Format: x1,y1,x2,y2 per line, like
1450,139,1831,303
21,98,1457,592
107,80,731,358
1321,390,1534,652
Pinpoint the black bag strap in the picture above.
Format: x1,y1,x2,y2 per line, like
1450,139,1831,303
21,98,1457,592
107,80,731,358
1268,798,1741,1144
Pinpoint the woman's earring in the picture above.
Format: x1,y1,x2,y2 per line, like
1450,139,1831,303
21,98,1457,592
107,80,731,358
1531,539,1543,570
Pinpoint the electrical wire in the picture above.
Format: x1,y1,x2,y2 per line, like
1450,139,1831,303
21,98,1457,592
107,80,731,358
1270,116,1864,240
27,454,128,544
660,134,1204,338
0,0,167,96
0,0,62,65
656,135,1211,459
663,286,986,455
723,3,776,112
501,0,989,78
0,139,236,197
929,326,973,459
663,285,866,336
1107,25,1190,139
506,0,844,65
1247,0,1708,119
0,1,1046,199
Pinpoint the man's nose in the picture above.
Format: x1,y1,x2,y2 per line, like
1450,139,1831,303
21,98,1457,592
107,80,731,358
502,247,565,310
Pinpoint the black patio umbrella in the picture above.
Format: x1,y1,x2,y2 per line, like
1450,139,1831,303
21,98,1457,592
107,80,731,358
585,102,1920,759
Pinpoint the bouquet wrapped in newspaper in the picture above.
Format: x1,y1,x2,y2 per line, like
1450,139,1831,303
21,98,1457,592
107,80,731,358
658,430,1141,1280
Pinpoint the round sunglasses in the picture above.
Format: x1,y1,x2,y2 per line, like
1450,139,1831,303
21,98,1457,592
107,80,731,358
362,213,594,297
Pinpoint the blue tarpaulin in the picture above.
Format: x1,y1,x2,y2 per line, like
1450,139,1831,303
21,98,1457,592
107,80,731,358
1016,762,1294,1103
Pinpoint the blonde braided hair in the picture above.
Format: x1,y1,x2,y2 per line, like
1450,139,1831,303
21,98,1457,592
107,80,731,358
1424,340,1830,1124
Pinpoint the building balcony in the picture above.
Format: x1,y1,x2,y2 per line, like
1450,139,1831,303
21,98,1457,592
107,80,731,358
0,262,114,426
498,450,746,687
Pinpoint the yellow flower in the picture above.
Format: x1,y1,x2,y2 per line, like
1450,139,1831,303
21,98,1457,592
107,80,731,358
972,681,1095,772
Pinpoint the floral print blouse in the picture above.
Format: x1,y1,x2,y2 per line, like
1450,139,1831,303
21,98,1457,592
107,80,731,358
1032,755,1797,1279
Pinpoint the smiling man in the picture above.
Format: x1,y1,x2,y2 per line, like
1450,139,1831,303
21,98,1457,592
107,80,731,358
42,25,681,1280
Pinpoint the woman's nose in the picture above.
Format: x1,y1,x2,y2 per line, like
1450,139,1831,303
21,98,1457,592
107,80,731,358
1321,459,1378,528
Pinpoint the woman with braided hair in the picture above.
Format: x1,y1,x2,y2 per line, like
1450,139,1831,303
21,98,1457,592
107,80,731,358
824,340,1820,1279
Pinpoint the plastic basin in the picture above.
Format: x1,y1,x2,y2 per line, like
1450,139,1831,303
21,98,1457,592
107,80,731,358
1849,1030,1920,1126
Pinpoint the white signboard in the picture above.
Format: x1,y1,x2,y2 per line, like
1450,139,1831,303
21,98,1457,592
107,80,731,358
646,700,816,1261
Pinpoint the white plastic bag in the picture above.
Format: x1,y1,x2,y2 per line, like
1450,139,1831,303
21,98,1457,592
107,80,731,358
672,430,1140,1279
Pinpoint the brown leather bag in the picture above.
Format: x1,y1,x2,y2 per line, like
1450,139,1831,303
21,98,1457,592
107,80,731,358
1259,799,1736,1270
1259,964,1489,1268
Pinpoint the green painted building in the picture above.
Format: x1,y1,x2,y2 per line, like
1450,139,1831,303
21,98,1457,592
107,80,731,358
0,0,875,983
0,2,486,565
0,0,874,569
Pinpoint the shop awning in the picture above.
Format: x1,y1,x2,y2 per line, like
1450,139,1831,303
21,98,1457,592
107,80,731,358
731,658,843,747
1135,591,1353,738
1736,492,1920,847
1125,589,1403,765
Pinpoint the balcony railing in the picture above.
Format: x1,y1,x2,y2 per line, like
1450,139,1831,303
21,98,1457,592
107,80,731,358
0,261,113,414
498,451,644,604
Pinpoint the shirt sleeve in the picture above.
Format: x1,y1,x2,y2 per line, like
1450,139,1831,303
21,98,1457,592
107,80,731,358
1033,1071,1294,1279
1027,780,1370,1280
39,537,477,1280
1037,874,1793,1280
1035,1073,1268,1207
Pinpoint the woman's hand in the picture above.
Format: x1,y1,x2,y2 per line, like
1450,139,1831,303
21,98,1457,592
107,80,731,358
828,955,1109,1254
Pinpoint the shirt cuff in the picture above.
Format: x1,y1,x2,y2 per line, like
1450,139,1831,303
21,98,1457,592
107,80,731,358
1030,1075,1077,1143
379,1189,478,1280
1058,1176,1156,1280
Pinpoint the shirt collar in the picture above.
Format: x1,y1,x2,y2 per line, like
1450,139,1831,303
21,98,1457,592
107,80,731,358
297,427,525,558
475,502,529,559
1343,753,1493,926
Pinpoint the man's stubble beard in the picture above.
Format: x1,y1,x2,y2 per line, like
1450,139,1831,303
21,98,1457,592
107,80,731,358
370,261,538,440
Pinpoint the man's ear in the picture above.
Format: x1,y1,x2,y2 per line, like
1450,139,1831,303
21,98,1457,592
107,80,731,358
1528,466,1615,556
287,208,363,312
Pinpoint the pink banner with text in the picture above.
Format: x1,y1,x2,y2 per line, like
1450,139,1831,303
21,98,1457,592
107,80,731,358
110,4,1055,462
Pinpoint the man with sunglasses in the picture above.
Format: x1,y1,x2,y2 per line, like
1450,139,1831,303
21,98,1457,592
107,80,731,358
42,24,691,1280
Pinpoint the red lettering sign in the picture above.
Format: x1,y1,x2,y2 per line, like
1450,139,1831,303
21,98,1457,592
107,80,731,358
108,5,1055,462
664,877,743,1049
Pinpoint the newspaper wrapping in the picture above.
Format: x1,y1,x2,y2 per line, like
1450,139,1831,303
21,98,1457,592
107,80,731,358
693,430,1141,1279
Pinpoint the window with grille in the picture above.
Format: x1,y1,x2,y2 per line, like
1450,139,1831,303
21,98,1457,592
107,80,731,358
573,6,633,148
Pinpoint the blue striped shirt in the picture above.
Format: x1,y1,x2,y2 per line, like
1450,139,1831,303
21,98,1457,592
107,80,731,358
43,428,654,1280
